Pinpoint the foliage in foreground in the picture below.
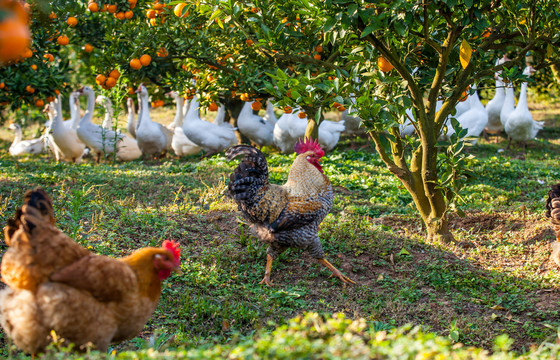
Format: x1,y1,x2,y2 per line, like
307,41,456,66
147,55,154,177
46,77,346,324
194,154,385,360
6,312,560,360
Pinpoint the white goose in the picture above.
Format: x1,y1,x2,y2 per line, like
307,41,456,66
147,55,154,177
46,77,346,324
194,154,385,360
77,86,141,162
126,97,137,139
504,65,544,146
500,82,515,129
455,84,488,142
273,111,298,153
168,91,201,156
237,101,274,146
49,95,86,163
485,58,508,134
262,99,277,127
8,123,45,156
135,84,173,157
182,95,237,154
341,95,363,134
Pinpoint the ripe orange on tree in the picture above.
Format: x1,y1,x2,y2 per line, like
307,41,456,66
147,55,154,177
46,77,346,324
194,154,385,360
107,4,117,13
0,82,5,89
57,35,69,46
95,74,106,85
283,106,292,114
115,12,125,20
46,95,55,103
21,47,33,58
67,16,78,27
377,56,394,72
298,111,306,119
25,85,35,93
0,16,30,64
84,43,93,52
125,10,133,19
140,54,151,66
35,99,44,107
337,105,346,111
174,3,188,17
146,9,157,18
313,53,321,60
105,77,116,88
208,102,218,111
128,87,135,95
130,58,142,70
128,0,137,9
240,93,250,101
315,45,323,53
157,47,168,57
245,39,253,46
30,64,37,70
109,69,120,79
251,100,262,111
43,53,54,62
88,2,99,12
153,2,164,10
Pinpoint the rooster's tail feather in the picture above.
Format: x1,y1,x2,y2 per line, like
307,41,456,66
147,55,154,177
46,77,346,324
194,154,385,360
546,184,560,240
226,145,268,202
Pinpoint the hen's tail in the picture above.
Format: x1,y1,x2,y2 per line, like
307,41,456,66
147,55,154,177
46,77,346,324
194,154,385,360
4,188,54,245
546,184,560,240
226,145,268,202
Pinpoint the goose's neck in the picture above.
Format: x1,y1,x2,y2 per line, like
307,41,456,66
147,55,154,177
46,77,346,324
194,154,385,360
185,97,199,123
71,97,81,128
517,82,528,108
54,98,64,127
11,126,22,145
102,104,113,129
69,93,77,122
214,105,225,125
82,91,95,125
136,94,143,128
139,93,151,128
174,96,183,127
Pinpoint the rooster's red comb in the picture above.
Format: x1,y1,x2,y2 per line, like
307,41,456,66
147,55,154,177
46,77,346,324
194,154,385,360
162,240,181,265
294,138,325,157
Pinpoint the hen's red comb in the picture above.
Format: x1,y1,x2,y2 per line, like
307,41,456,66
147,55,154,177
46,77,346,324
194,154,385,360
294,138,325,157
162,240,181,265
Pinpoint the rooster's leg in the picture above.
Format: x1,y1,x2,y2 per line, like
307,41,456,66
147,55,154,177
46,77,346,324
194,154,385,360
318,258,356,285
259,254,274,286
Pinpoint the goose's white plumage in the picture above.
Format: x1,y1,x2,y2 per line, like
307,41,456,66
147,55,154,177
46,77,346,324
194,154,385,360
273,112,298,153
485,58,508,133
500,83,515,128
504,66,544,143
77,86,141,161
135,84,173,156
126,97,137,139
168,92,201,156
455,85,488,142
182,95,237,154
237,101,274,146
48,95,86,163
8,123,45,156
262,99,277,126
288,110,345,152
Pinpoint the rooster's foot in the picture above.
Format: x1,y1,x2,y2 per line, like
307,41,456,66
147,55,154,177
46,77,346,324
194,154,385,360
318,258,356,285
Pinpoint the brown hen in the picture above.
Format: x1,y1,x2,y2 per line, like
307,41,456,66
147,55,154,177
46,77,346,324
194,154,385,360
0,188,181,355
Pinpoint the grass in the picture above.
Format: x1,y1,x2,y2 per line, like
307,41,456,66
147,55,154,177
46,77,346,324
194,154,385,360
0,100,559,358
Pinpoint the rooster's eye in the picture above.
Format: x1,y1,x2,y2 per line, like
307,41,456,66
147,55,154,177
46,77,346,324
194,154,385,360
306,156,311,160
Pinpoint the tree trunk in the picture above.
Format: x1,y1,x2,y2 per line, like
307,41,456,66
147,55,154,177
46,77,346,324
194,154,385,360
552,64,560,85
303,106,319,140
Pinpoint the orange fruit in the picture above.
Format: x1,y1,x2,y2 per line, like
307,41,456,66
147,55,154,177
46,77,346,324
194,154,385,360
30,64,37,70
251,100,262,111
482,28,491,38
251,7,259,13
88,2,99,12
95,74,107,85
240,93,250,102
174,3,188,17
125,10,133,19
286,89,292,98
146,9,157,18
139,54,151,66
115,12,125,20
54,89,60,95
298,111,306,119
157,47,168,57
35,99,44,107
107,4,117,13
128,87,135,95
283,106,292,114
128,0,137,8
245,39,253,46
153,2,164,10
67,16,78,27
109,69,120,79
84,43,93,52
208,102,218,111
315,45,323,53
332,102,341,108
149,18,157,26
25,85,35,93
43,53,54,62
0,17,30,64
130,58,142,70
46,95,55,103
57,35,69,46
1,82,8,89
337,105,345,111
105,77,117,88
100,4,108,12
21,47,33,58
377,56,394,72
49,11,57,19
313,53,321,60
206,74,214,82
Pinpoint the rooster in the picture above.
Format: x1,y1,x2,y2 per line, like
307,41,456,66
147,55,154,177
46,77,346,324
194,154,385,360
226,138,354,286
546,184,560,267
0,188,181,355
